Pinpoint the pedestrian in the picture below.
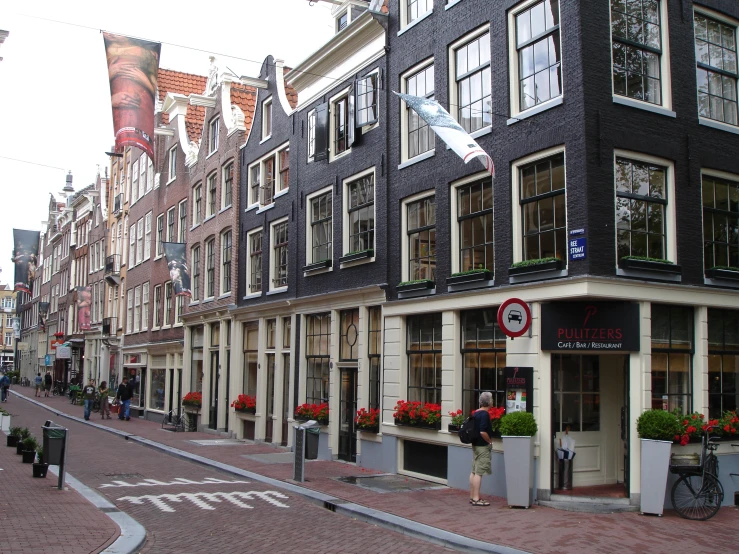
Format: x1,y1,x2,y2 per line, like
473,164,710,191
115,376,133,421
34,372,43,397
0,373,10,402
469,391,494,506
44,371,52,397
99,381,111,419
82,378,97,421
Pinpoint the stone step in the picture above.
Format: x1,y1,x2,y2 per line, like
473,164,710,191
539,497,639,514
549,493,631,505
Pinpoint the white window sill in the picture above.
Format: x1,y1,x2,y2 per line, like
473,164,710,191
160,325,171,330
217,292,232,300
174,322,183,328
399,149,435,170
398,10,433,36
202,297,215,304
166,178,176,186
203,214,216,224
190,223,201,231
255,203,275,215
218,205,232,215
274,188,289,200
612,95,676,118
267,287,287,296
340,256,375,270
206,150,218,159
508,96,563,125
329,149,352,164
699,117,739,136
260,135,271,144
445,0,464,10
470,126,492,139
151,326,160,332
245,203,259,212
243,291,262,300
303,267,332,277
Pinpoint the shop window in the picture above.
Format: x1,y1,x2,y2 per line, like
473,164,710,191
266,319,276,349
702,172,739,270
407,313,442,404
552,354,600,432
149,368,166,411
191,326,204,394
368,307,382,410
243,322,258,396
283,317,291,349
128,368,144,408
455,178,494,273
306,313,330,405
708,308,739,418
651,304,693,412
340,309,359,361
461,309,506,414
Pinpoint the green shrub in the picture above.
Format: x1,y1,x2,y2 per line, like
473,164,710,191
500,411,537,437
636,409,680,441
21,436,38,452
621,256,673,265
36,445,44,464
19,427,31,439
9,426,22,437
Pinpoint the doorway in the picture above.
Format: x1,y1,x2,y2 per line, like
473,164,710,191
551,354,628,495
338,368,357,462
265,354,275,443
209,351,219,430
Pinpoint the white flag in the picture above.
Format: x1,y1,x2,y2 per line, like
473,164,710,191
394,92,494,176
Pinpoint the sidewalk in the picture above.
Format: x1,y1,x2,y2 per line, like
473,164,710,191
15,388,739,554
0,416,119,554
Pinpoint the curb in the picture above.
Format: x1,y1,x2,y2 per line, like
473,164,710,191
12,391,527,554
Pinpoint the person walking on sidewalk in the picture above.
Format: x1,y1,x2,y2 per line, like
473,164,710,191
469,391,494,506
82,379,97,421
44,371,52,397
0,373,10,402
99,381,111,419
34,373,43,397
115,377,133,421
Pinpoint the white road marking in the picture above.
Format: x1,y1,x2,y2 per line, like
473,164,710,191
116,490,290,512
100,476,250,488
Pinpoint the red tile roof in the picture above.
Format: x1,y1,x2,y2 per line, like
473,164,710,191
283,67,298,109
156,68,207,133
230,83,257,136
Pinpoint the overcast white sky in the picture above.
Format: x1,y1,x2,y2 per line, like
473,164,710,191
0,0,336,286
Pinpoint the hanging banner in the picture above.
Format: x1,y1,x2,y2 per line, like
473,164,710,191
12,317,20,339
75,286,92,331
103,33,161,160
162,242,192,297
394,92,495,176
12,229,40,294
39,301,49,332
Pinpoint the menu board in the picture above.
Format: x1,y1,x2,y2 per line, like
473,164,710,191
503,366,534,414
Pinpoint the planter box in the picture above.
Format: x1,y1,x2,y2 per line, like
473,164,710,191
235,409,256,415
502,435,535,508
33,463,49,478
295,417,328,426
446,271,492,286
448,424,460,433
7,435,17,447
640,438,672,516
509,259,563,276
303,259,332,272
396,280,434,293
705,268,739,281
394,419,441,431
22,450,36,464
339,250,373,264
619,258,681,275
0,413,9,432
16,443,25,455
358,426,379,434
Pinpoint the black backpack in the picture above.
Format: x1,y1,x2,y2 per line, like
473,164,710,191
458,415,479,444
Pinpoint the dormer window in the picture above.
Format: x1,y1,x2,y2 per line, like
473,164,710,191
337,11,348,32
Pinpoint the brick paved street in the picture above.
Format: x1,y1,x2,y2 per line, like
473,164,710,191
5,391,455,553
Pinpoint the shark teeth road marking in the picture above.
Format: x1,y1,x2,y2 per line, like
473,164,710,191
116,491,290,512
100,477,250,488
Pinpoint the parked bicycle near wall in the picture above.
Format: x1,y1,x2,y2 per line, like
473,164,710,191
52,380,66,396
670,425,724,520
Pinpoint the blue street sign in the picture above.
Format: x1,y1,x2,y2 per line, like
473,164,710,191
569,237,586,261
45,354,52,366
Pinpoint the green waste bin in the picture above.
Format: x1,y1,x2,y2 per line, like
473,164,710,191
43,425,67,466
305,427,319,460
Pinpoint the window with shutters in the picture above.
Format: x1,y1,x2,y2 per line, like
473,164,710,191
144,212,152,260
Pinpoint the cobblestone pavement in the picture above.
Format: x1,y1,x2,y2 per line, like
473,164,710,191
6,392,455,554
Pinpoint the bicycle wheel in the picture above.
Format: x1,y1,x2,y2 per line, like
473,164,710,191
671,473,724,520
92,400,100,413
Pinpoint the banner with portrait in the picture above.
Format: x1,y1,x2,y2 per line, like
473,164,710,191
162,242,192,298
12,229,40,294
75,286,92,331
103,32,161,160
39,301,49,332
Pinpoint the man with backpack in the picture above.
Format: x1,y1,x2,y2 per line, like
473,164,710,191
44,371,52,397
469,391,494,506
0,373,10,402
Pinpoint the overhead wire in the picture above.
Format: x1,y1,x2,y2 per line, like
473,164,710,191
0,156,67,172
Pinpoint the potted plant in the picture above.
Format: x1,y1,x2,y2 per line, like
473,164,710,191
447,267,492,286
0,407,9,432
673,410,704,446
355,407,380,433
7,426,21,447
488,406,505,438
636,409,681,516
719,411,739,437
231,394,257,414
448,409,466,432
294,403,329,425
509,257,563,276
618,256,681,275
16,428,31,455
393,400,442,430
33,445,48,478
500,411,538,508
705,266,739,281
396,279,434,294
21,436,38,463
182,392,202,411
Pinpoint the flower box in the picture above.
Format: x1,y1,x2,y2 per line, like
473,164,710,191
509,259,563,276
619,257,681,275
235,408,256,415
357,425,379,434
446,270,492,286
448,424,460,433
396,280,434,293
295,402,329,425
705,268,739,281
295,416,328,426
394,419,441,431
232,394,256,414
339,249,373,264
303,259,332,272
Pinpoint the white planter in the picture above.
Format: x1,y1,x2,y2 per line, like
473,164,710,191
0,413,8,432
502,435,535,508
640,438,672,515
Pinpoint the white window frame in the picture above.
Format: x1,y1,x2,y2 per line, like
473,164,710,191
701,167,739,272
450,171,495,274
142,282,149,331
342,167,376,264
246,141,290,209
221,230,232,295
153,284,162,329
175,296,184,326
448,24,492,137
206,172,218,218
133,285,141,333
126,289,133,334
336,8,351,33
209,117,219,154
305,186,334,271
155,214,164,258
167,207,176,243
178,200,187,243
400,189,436,282
144,211,152,261
400,58,435,166
205,238,216,300
262,97,273,141
329,86,352,163
609,0,674,116
140,153,148,194
128,223,135,267
163,281,172,327
193,184,202,226
612,149,677,265
191,245,201,302
399,0,434,34
307,109,316,163
136,218,144,265
168,146,177,183
507,0,564,122
222,161,234,209
245,227,263,298
269,217,289,293
131,158,139,204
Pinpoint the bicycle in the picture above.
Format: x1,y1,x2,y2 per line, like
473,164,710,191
52,381,65,396
161,410,187,432
670,425,724,520
68,385,81,405
92,393,101,413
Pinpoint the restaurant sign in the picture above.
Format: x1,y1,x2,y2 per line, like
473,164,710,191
541,302,640,351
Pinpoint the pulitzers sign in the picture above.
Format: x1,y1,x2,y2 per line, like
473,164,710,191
540,302,640,351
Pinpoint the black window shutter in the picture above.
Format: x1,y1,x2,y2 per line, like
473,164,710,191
348,89,355,147
355,74,379,128
314,102,329,161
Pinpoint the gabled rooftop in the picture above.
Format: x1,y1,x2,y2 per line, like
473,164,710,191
157,68,208,141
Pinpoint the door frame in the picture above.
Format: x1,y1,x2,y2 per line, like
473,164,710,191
338,366,358,462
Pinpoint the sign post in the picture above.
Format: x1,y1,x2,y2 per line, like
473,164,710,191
497,298,532,339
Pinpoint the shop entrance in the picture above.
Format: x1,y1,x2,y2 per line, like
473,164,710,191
551,354,628,495
338,368,357,462
209,351,219,430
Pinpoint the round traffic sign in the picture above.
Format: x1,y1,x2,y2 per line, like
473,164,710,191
497,298,531,338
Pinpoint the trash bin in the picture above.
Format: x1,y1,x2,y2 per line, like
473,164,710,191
43,424,67,466
558,458,573,490
305,427,319,460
